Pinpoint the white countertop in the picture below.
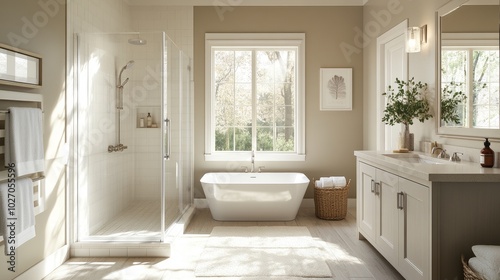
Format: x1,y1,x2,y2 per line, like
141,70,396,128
354,150,500,183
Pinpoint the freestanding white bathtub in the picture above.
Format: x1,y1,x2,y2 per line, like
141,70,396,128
200,172,310,221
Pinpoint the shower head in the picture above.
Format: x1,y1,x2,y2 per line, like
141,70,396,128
118,60,134,87
128,38,147,45
123,60,135,70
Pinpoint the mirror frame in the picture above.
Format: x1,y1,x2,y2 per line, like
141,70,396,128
436,0,499,139
0,43,42,88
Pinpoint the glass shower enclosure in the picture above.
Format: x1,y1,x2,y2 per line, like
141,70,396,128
75,31,192,242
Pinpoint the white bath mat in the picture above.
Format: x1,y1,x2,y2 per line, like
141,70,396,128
194,226,332,278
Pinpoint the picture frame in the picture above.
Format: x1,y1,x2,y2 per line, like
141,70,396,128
0,43,42,88
319,68,352,111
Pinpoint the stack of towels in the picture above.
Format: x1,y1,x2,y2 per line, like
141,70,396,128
468,245,500,280
315,176,347,188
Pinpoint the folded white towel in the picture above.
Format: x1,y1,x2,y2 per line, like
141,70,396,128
472,245,500,272
330,176,347,188
469,256,500,280
5,107,45,177
319,177,334,188
315,176,347,188
0,178,36,255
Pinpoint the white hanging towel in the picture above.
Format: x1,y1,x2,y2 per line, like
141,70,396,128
5,107,44,177
0,178,36,255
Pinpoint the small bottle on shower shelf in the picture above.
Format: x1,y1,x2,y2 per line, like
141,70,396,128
147,113,152,128
480,138,495,168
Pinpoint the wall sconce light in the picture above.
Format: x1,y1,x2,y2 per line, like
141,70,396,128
406,25,427,53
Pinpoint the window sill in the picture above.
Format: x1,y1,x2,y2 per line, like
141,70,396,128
204,153,306,162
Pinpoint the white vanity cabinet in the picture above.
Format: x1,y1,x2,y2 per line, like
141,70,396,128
357,160,430,280
355,150,500,279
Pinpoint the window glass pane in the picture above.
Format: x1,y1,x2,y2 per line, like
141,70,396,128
257,105,273,125
490,105,499,128
256,127,273,151
235,127,252,151
215,127,234,151
257,83,274,106
214,50,234,83
234,105,252,126
235,83,252,106
215,83,235,127
441,50,468,127
276,106,295,126
473,84,490,105
275,83,295,106
234,51,252,83
256,51,274,84
276,127,294,152
441,50,467,83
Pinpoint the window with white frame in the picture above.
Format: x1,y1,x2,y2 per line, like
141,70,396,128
205,33,305,161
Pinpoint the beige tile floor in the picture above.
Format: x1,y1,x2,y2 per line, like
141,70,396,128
44,206,404,280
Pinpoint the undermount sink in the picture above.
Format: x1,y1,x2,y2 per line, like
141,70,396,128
383,153,449,165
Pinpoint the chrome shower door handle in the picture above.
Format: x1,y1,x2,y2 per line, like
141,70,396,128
165,118,171,159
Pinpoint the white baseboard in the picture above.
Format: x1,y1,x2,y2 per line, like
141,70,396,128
15,244,69,280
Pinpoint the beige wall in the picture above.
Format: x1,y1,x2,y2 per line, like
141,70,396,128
442,5,499,33
0,0,67,279
194,6,364,199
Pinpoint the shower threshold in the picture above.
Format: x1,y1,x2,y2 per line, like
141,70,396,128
72,204,195,257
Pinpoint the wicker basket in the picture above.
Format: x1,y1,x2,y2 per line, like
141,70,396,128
462,255,485,280
314,179,351,220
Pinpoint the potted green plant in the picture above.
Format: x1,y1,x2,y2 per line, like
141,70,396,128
382,77,433,150
440,82,467,126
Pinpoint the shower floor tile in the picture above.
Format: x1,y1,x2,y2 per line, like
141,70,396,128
92,200,179,239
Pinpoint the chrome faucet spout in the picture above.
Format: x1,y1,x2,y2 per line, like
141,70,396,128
251,150,255,173
431,147,449,159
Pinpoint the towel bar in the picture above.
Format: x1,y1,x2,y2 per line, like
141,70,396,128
0,174,45,184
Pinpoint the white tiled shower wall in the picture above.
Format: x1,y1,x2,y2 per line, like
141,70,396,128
70,0,193,235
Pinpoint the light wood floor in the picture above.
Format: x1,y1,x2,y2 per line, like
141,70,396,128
44,205,404,280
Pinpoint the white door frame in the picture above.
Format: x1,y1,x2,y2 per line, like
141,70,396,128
376,20,408,151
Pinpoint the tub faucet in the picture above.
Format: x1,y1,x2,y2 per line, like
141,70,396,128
251,150,255,172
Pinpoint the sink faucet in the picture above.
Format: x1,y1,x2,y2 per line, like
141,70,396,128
431,147,449,159
450,152,463,162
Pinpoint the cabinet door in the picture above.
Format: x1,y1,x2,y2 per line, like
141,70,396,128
357,162,377,241
398,178,430,280
376,169,399,266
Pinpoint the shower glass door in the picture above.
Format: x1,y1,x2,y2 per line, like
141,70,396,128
76,31,169,242
162,36,193,233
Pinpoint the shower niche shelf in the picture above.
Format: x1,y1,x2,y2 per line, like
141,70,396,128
136,106,160,128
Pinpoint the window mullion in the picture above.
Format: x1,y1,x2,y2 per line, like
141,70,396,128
468,49,474,128
252,49,257,151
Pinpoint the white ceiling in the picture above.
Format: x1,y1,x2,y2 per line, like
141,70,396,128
125,0,368,6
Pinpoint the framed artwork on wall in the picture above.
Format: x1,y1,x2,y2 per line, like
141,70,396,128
319,68,352,111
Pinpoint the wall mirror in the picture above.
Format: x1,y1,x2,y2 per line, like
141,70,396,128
0,43,42,88
437,0,499,139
